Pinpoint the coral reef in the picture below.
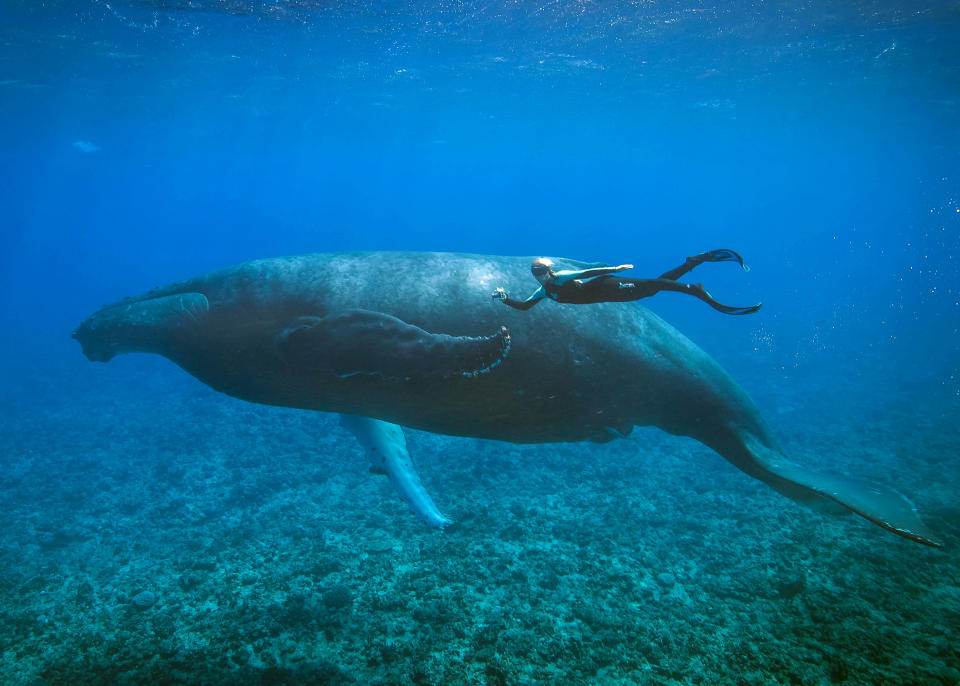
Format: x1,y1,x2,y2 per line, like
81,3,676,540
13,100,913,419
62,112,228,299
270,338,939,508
0,361,956,685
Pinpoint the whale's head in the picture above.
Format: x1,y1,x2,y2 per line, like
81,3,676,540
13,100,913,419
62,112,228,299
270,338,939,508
72,318,121,362
73,292,210,362
70,320,110,362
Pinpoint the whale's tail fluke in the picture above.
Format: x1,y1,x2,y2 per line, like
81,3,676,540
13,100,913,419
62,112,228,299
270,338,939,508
727,430,943,548
768,459,942,547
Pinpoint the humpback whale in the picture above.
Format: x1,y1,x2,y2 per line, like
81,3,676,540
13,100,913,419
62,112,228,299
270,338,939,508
72,251,941,547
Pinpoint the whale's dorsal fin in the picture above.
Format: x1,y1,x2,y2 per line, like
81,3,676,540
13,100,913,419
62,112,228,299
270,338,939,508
274,309,510,382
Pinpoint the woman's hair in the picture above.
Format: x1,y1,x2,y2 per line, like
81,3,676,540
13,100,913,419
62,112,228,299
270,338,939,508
531,257,554,277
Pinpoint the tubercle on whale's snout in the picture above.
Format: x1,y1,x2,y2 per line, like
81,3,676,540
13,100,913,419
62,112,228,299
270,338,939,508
72,321,116,363
72,292,210,364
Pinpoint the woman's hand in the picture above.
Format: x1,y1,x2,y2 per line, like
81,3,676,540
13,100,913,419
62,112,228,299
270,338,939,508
492,288,507,301
616,264,633,271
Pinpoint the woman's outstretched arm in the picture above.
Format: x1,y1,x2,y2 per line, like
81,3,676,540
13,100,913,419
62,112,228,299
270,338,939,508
493,286,546,311
552,264,632,285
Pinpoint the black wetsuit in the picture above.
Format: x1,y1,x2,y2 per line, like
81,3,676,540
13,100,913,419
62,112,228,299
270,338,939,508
501,250,761,315
545,275,694,304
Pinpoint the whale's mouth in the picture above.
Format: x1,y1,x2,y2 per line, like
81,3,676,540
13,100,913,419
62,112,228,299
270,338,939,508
72,324,116,362
72,292,210,363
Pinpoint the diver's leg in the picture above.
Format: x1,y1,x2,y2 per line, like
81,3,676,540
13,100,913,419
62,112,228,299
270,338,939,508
659,249,750,281
571,276,761,313
611,278,762,314
667,280,761,315
575,276,661,303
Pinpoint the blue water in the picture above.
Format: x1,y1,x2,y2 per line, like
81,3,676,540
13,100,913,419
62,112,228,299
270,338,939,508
1,1,959,683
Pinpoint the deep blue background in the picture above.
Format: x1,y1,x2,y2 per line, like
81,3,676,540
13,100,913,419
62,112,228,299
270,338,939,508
1,0,958,403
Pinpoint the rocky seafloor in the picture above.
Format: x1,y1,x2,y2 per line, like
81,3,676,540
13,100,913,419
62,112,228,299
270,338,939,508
0,355,957,685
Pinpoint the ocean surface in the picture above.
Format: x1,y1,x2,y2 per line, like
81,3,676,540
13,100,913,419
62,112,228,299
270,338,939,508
1,1,958,683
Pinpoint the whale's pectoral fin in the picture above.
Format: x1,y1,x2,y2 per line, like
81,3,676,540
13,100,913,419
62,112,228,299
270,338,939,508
73,292,210,362
740,434,943,548
275,309,510,381
339,414,452,528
